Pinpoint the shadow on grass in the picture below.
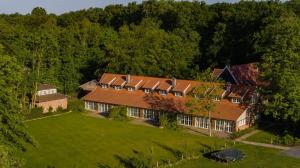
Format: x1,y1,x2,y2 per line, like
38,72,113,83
97,163,112,168
152,141,183,159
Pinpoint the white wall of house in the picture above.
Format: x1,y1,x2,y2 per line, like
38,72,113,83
38,89,57,96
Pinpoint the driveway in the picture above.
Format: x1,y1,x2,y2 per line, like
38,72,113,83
284,146,300,158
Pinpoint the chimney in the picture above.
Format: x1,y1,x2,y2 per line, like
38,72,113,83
172,77,176,88
126,74,131,83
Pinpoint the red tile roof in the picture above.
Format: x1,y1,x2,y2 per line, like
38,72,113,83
79,80,98,91
112,77,126,86
213,68,223,77
156,81,172,91
230,63,259,85
82,73,246,121
213,63,260,86
126,78,143,88
38,84,56,91
228,85,249,98
36,93,67,103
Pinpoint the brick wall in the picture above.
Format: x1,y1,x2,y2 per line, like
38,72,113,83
36,98,68,113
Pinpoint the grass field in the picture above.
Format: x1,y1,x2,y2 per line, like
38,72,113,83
246,130,279,144
23,112,300,168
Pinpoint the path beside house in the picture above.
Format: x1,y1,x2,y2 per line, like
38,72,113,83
235,130,261,141
238,140,291,150
24,111,73,122
234,129,291,150
284,146,300,158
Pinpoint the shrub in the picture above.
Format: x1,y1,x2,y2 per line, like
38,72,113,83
158,113,180,130
48,107,53,113
55,106,65,113
279,134,295,145
108,106,128,121
67,99,85,112
25,107,44,119
158,115,169,128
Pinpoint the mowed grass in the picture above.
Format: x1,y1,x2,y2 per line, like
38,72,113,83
246,130,279,144
23,112,300,168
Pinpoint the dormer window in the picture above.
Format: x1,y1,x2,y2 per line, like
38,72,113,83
232,98,241,104
114,86,122,90
128,87,134,91
174,92,183,97
101,84,108,89
144,88,151,94
159,90,167,96
213,96,221,101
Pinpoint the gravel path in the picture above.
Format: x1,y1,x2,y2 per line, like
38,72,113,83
284,146,300,158
235,129,291,150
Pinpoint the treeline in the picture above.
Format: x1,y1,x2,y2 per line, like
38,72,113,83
0,0,291,93
0,1,299,128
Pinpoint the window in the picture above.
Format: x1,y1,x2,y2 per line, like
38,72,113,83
232,98,241,104
238,118,246,126
174,92,183,97
144,89,151,94
99,103,110,113
195,117,209,129
128,87,134,91
144,109,155,120
215,120,233,132
159,90,167,96
178,114,192,126
127,107,140,118
101,84,108,89
85,101,97,111
250,95,257,104
213,96,221,101
114,86,122,90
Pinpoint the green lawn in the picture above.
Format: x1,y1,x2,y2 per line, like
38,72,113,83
246,130,279,144
23,112,300,168
246,130,300,145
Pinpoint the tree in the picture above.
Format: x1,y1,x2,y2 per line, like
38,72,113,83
186,82,223,136
254,15,300,133
0,54,34,165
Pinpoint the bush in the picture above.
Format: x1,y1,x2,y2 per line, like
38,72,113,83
0,145,25,168
48,106,53,113
55,106,65,113
158,113,180,130
67,99,85,112
25,107,44,119
108,106,128,121
278,134,295,145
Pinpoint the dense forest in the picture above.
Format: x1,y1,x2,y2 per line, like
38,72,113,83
0,0,300,165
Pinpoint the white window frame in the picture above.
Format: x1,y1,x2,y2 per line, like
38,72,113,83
213,96,221,101
85,101,97,111
127,107,139,118
99,103,110,113
144,109,155,120
215,120,233,133
174,92,183,97
128,87,134,91
159,90,167,96
178,114,192,126
101,84,108,89
232,98,241,104
238,118,246,126
144,88,151,94
195,117,209,129
114,86,122,90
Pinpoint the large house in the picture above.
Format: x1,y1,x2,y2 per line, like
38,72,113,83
35,84,68,113
81,63,260,133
